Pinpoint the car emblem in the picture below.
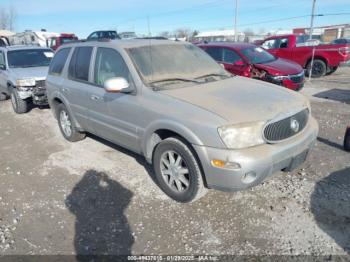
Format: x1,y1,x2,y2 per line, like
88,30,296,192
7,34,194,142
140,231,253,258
290,118,300,133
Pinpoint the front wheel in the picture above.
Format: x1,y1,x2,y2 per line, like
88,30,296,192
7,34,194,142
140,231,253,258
57,103,86,142
153,137,207,203
11,89,28,114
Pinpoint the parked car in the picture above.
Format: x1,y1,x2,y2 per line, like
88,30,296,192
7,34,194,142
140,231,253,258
0,46,54,113
87,30,121,40
258,34,350,77
332,38,350,45
198,42,305,91
50,33,78,50
46,40,318,202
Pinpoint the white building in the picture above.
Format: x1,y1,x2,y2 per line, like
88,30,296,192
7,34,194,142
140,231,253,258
194,29,245,42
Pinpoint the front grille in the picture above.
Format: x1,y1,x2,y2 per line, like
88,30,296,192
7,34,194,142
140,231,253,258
290,72,305,83
264,109,309,142
35,80,46,88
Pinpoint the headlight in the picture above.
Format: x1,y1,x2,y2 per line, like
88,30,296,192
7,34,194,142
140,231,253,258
16,78,36,87
218,121,266,149
272,75,288,81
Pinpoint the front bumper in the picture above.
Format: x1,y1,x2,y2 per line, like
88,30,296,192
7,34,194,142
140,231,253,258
17,87,48,105
193,117,318,192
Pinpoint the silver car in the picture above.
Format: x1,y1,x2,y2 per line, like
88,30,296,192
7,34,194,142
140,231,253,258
46,40,318,203
0,46,54,113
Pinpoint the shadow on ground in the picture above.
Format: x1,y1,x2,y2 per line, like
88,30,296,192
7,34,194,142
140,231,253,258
313,89,350,104
317,137,344,151
66,170,134,257
311,167,350,254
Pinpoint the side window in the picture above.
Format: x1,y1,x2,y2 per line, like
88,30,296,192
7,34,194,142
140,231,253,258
205,47,223,61
94,48,131,86
88,32,98,39
223,48,243,64
50,38,57,48
69,47,93,82
279,38,289,48
262,39,277,49
0,51,5,66
49,48,71,75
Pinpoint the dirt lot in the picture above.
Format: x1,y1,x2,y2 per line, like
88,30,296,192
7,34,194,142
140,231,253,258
0,67,349,257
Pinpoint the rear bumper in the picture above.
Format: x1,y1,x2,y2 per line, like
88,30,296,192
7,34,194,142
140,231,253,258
193,117,318,192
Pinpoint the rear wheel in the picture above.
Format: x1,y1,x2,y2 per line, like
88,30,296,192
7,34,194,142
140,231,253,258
306,59,327,78
153,137,207,203
57,103,86,142
11,89,28,114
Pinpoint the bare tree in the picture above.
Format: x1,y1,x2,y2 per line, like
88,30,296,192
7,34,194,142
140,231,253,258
0,6,16,31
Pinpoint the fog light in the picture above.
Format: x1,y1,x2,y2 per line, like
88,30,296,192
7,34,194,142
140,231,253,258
211,159,241,170
242,171,257,184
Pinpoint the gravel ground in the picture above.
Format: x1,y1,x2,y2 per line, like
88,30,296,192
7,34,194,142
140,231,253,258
0,67,349,258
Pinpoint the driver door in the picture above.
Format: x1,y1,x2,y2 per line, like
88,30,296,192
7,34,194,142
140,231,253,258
90,47,141,153
222,48,247,76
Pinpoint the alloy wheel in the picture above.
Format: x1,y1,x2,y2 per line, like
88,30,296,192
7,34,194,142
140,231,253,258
60,110,72,137
160,150,190,193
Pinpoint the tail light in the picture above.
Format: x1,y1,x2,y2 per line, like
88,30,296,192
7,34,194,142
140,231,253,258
339,47,350,57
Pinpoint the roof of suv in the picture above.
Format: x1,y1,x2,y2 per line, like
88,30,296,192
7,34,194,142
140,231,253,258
61,39,187,49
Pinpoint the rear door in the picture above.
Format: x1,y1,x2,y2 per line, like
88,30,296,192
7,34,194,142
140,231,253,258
63,46,95,131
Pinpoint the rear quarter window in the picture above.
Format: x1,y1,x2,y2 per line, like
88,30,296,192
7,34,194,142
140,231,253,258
49,48,71,75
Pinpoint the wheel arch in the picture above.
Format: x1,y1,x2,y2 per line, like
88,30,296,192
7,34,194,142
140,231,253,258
304,55,328,69
49,94,83,130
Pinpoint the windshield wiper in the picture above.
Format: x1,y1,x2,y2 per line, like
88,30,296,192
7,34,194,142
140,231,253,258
195,73,231,80
150,77,201,85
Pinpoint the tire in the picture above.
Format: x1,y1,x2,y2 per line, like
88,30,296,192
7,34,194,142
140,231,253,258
344,127,350,152
306,59,327,78
153,137,207,203
57,103,86,142
326,66,338,75
11,89,28,114
0,93,7,101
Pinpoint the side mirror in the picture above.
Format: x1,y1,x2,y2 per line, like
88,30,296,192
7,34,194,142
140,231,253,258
234,60,244,66
0,64,6,70
104,77,130,93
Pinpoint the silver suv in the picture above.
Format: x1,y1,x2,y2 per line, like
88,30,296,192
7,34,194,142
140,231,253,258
0,46,54,113
46,40,318,202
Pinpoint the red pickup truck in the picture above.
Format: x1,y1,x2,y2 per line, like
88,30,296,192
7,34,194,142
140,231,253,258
259,34,350,77
49,33,78,51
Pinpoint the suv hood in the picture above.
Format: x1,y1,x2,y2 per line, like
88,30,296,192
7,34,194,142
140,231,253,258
11,67,49,80
254,58,303,76
160,76,308,124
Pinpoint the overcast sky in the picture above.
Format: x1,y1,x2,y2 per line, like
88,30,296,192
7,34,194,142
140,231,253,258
1,0,349,37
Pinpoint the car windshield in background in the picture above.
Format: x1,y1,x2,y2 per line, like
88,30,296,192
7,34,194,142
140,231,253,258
127,43,229,88
61,38,76,44
241,46,276,64
8,49,54,68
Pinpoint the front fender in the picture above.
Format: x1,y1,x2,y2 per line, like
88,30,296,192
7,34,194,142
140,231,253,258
142,119,205,163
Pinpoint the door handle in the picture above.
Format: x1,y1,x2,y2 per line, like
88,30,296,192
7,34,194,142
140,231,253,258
62,87,69,92
90,95,100,101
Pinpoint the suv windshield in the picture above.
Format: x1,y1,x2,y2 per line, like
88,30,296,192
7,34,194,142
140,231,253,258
241,46,276,64
127,43,229,88
8,49,54,68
